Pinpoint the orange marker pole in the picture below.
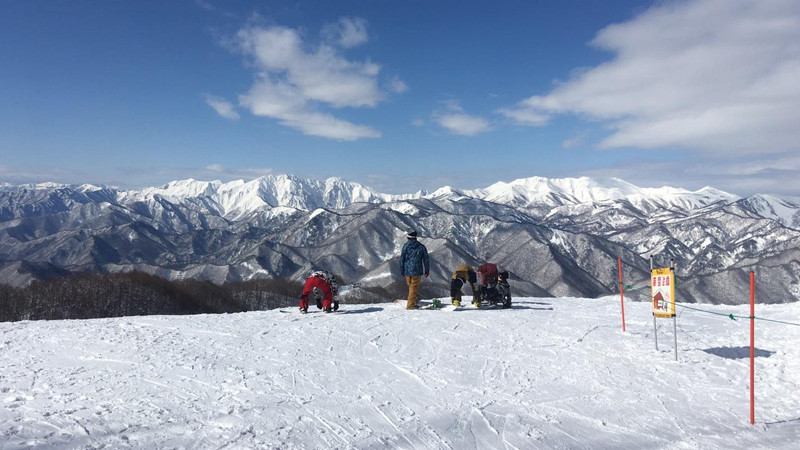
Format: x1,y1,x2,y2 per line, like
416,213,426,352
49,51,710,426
750,271,755,425
618,257,626,332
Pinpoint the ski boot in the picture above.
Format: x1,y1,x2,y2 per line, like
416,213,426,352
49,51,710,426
333,301,339,311
300,307,308,314
452,299,461,307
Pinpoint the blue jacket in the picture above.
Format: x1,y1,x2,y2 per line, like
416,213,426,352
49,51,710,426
400,239,430,277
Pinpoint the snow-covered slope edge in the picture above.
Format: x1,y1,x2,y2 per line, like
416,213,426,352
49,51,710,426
1,297,798,448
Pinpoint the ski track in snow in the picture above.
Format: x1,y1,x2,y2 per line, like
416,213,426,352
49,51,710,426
1,298,799,449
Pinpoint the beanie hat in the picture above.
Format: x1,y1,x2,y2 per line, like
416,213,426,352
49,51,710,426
407,230,418,239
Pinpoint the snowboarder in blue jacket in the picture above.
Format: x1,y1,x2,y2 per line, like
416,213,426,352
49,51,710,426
400,230,429,309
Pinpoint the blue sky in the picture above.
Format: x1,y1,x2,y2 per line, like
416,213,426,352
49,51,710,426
2,0,799,197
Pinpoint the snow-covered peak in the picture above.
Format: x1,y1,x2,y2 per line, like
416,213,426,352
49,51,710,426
740,194,800,229
0,181,70,191
475,176,639,205
131,178,224,201
425,186,467,200
75,183,110,193
465,176,738,212
115,174,391,219
628,185,738,212
0,174,753,222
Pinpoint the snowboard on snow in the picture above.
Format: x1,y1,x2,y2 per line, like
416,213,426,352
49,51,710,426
281,308,344,315
393,299,457,310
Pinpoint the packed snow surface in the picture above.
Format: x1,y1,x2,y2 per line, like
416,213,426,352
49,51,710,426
1,297,798,449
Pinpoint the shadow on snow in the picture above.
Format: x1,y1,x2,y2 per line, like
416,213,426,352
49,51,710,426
702,346,775,359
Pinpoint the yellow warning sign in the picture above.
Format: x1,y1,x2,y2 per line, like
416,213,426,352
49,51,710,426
652,268,675,318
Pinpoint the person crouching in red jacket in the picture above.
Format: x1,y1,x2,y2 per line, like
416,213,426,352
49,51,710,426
299,270,339,314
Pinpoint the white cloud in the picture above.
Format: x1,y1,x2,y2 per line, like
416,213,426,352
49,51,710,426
322,17,369,48
234,21,388,140
496,106,549,126
204,95,240,120
434,113,491,136
577,152,800,198
238,78,380,140
411,119,425,127
194,0,213,11
433,101,491,136
562,136,583,149
500,0,800,156
389,76,409,94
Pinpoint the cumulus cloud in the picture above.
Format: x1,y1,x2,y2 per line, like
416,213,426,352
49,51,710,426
389,76,409,93
562,136,583,149
235,19,397,140
499,0,800,156
496,106,550,126
433,101,491,136
435,114,491,136
322,17,369,48
204,94,240,120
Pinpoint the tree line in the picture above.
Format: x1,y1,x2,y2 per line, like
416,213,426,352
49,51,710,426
0,271,398,323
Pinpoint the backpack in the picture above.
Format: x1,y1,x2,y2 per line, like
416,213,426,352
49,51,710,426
311,270,338,296
478,263,499,285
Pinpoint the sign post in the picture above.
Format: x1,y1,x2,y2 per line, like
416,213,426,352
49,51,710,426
618,257,626,332
652,257,677,360
750,271,755,425
671,260,677,362
651,256,658,351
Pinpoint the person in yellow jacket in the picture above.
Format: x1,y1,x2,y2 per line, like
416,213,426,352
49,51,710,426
450,264,479,307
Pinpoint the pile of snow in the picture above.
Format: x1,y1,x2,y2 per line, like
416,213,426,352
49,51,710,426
1,297,798,448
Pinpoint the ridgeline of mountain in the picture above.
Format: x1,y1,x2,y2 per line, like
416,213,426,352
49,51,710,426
1,174,799,304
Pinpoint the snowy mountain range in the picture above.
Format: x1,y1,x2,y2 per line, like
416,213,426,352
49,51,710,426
2,174,799,304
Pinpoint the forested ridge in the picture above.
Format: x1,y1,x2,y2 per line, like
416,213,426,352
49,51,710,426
0,272,399,322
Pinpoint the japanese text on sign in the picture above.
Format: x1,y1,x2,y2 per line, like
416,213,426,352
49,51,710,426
652,267,675,318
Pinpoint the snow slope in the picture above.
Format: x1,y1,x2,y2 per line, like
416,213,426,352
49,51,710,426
1,297,798,449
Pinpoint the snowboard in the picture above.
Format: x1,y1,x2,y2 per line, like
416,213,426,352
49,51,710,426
281,308,344,315
393,299,454,310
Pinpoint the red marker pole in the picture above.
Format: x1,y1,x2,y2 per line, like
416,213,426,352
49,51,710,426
750,271,755,425
618,257,626,332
